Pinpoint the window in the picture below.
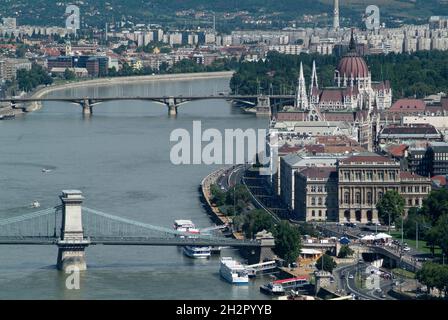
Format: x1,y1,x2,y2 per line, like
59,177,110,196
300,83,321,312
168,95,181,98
311,197,316,206
366,171,373,181
355,192,361,204
378,191,384,199
312,210,315,217
355,172,362,181
422,186,427,193
408,186,413,193
367,192,372,204
311,186,317,192
389,172,396,180
378,172,384,181
344,192,350,204
318,197,323,206
401,187,406,193
318,210,322,217
415,198,420,206
408,199,413,206
344,172,350,181
318,186,323,193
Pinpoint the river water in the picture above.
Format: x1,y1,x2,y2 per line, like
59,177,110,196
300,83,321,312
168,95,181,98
0,76,273,299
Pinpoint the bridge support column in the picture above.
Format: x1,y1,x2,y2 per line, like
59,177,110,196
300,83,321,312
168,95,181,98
81,98,92,116
246,232,276,264
256,95,271,117
57,190,90,271
167,97,178,116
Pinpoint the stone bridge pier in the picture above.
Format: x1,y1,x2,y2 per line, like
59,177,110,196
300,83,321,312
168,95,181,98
57,190,90,271
80,98,92,116
256,95,271,117
166,97,178,116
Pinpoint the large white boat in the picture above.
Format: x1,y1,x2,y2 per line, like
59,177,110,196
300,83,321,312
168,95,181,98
173,219,200,237
219,257,249,285
183,245,211,259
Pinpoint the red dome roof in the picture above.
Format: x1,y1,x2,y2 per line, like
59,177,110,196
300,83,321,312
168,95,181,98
337,52,369,78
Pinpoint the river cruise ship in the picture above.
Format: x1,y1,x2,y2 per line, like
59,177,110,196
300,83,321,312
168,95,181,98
219,257,249,285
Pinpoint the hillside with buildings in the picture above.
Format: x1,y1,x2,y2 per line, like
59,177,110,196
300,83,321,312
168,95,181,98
0,0,447,29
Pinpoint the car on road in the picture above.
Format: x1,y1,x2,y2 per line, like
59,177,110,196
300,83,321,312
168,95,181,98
403,247,411,252
381,293,386,298
348,274,354,279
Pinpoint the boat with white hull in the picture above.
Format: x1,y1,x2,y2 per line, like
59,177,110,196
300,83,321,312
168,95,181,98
183,245,211,259
220,257,249,285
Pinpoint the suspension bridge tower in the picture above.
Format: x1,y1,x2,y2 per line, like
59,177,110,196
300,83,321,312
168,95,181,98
57,190,90,271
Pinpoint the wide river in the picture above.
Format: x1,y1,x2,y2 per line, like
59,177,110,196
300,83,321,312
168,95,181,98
0,76,272,299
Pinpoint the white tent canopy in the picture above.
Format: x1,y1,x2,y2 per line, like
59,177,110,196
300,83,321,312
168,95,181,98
361,235,375,241
374,233,393,240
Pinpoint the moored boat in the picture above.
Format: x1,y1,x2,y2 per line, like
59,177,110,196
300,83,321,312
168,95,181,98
219,257,249,285
173,219,200,237
183,245,211,259
260,277,309,296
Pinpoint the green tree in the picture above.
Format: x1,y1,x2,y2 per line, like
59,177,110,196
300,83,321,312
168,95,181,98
64,68,76,81
376,190,405,231
425,227,440,257
273,221,301,264
210,184,226,207
242,209,274,239
315,254,337,273
337,245,354,258
421,189,448,225
417,262,448,298
435,214,448,258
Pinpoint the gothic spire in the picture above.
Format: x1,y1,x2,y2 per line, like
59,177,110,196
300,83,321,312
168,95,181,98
349,28,356,52
310,60,319,97
296,62,308,110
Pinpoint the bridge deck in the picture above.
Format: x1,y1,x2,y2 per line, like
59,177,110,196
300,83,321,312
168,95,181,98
0,236,260,247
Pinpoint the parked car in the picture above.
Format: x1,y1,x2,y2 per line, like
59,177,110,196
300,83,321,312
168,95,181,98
403,247,411,252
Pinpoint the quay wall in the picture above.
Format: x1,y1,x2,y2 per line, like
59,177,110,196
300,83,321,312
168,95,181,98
199,166,234,229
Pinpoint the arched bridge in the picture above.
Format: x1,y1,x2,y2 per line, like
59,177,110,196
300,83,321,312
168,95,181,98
0,190,261,271
0,94,295,116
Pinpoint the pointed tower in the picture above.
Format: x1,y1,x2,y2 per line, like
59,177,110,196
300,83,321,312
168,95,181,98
310,60,319,104
296,62,309,110
333,0,340,31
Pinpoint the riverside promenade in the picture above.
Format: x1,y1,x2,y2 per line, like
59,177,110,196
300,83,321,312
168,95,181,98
200,165,246,240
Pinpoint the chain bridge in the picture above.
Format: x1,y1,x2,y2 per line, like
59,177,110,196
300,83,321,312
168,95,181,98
0,190,261,271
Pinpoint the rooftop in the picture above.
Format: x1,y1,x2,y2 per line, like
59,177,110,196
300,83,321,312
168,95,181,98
389,99,426,113
339,152,396,165
298,166,338,180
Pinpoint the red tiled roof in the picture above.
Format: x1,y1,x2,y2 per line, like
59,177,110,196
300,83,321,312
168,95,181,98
276,112,307,121
432,175,447,186
339,153,395,164
381,125,438,135
387,144,408,158
319,89,344,103
304,144,325,154
322,113,355,122
389,99,426,113
278,144,303,155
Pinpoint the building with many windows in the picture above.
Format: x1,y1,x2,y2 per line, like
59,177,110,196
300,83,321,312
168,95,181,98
428,142,448,177
294,153,431,223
